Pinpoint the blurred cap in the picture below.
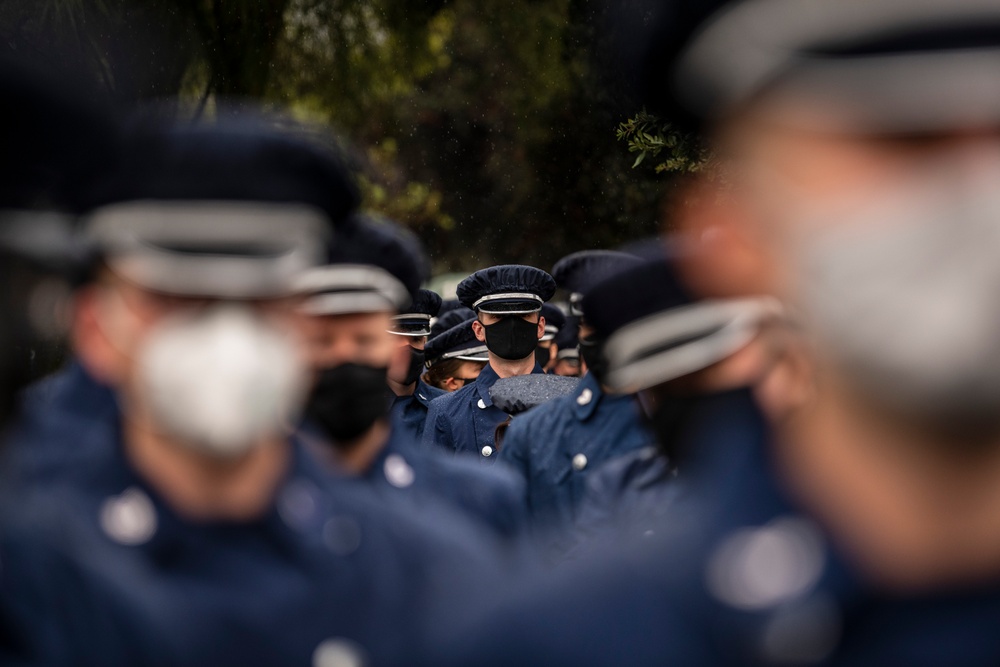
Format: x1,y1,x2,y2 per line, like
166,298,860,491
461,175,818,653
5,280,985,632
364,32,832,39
296,215,425,316
81,116,364,298
552,250,642,317
587,259,781,393
392,289,442,337
675,0,1000,134
540,303,566,341
424,318,489,366
553,320,580,361
431,306,477,339
457,265,556,315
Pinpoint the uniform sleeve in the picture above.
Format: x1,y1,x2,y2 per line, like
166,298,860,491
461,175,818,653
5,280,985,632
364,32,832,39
421,397,453,452
496,413,531,480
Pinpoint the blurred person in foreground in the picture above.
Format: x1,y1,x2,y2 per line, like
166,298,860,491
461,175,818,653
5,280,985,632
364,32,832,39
571,256,781,553
295,218,526,540
0,62,161,665
428,0,1000,664
5,115,496,666
422,265,555,460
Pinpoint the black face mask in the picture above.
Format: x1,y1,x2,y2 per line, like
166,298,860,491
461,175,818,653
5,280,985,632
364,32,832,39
306,363,392,445
535,344,551,369
578,335,608,384
483,316,539,361
402,347,426,386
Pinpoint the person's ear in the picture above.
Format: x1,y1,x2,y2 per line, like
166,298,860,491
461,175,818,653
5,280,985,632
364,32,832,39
72,286,124,386
536,315,545,341
442,376,461,392
472,319,486,343
671,174,780,298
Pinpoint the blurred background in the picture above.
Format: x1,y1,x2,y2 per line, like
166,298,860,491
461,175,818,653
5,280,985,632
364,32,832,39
0,0,707,272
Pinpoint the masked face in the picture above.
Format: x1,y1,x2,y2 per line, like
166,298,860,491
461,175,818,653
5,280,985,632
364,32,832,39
481,315,540,361
772,143,1000,425
578,335,607,384
305,363,392,444
401,346,425,386
128,303,307,459
636,389,699,467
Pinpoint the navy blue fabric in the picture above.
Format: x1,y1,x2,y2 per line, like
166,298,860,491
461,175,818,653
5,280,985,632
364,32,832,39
84,116,359,228
431,307,476,339
325,214,429,300
405,289,443,318
540,303,566,332
497,371,654,553
390,378,445,443
3,361,119,486
422,363,545,458
583,258,697,341
564,446,684,558
353,426,527,540
550,250,641,294
456,265,555,312
429,389,1000,666
1,363,503,666
424,318,479,365
553,316,580,351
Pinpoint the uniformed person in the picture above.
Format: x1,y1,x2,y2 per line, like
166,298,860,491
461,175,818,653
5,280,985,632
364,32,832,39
429,304,476,339
430,1,1000,664
535,303,566,372
422,318,489,393
497,251,652,554
550,321,582,378
387,288,446,441
422,265,555,459
295,218,527,539
571,256,781,549
5,115,500,666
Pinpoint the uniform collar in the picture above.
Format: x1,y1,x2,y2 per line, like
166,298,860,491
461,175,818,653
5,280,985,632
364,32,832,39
474,362,545,408
414,379,444,406
100,424,320,556
571,371,605,421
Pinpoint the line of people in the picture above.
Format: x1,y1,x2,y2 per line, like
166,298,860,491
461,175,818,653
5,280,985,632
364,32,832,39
5,0,1000,663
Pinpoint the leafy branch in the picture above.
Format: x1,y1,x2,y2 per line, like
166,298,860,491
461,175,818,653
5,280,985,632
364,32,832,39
616,110,710,175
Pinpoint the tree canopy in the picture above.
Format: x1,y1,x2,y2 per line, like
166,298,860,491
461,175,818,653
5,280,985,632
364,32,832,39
0,0,699,272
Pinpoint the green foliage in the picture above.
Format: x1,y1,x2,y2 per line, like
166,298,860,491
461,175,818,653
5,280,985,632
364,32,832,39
616,110,710,174
1,0,696,271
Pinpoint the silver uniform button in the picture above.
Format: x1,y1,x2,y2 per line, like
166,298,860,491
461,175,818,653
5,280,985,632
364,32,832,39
576,388,593,405
477,398,487,409
313,637,368,667
706,517,825,611
383,454,416,488
99,487,157,546
572,453,588,471
481,445,494,457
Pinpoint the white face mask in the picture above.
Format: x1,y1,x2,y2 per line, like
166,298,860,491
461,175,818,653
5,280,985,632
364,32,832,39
132,303,307,459
788,147,1000,422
